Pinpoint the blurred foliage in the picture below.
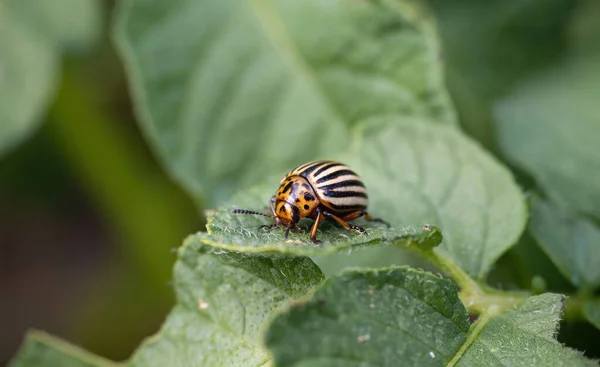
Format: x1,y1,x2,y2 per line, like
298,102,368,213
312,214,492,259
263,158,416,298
429,0,577,148
1,0,200,364
46,66,200,359
9,331,120,367
3,0,600,365
0,0,101,155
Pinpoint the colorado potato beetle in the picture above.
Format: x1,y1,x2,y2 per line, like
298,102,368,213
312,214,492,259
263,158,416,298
232,160,389,243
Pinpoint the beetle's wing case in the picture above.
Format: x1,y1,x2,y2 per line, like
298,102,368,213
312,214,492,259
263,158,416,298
290,161,368,214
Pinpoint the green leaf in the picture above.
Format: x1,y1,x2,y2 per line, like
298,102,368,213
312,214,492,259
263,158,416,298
495,49,600,220
456,294,597,366
429,0,575,146
114,0,455,206
529,196,600,291
265,266,470,367
0,14,58,155
583,300,600,331
431,0,574,99
9,331,119,367
199,182,442,256
266,270,597,367
5,0,101,51
349,120,526,279
127,237,324,366
505,231,575,293
0,0,101,155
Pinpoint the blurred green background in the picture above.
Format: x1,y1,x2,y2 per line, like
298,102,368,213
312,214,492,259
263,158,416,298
0,0,201,363
1,0,599,364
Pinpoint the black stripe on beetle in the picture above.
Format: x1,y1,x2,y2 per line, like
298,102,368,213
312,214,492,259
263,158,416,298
313,162,344,177
315,169,356,184
324,190,368,198
317,179,365,190
294,161,321,173
326,202,365,211
299,161,329,176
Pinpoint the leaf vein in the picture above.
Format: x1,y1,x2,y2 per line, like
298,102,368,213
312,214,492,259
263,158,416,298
247,0,346,128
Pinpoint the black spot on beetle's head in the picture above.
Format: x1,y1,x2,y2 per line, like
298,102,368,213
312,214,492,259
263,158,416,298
276,202,300,224
291,205,300,223
304,192,315,201
304,204,310,210
281,181,294,194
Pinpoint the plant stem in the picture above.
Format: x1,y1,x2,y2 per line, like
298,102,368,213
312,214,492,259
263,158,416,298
459,289,527,315
403,242,591,321
425,249,528,313
427,249,483,296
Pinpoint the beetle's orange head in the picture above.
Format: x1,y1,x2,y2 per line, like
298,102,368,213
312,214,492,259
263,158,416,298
274,175,319,224
275,201,300,225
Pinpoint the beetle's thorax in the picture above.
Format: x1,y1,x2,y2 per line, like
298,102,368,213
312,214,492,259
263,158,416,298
274,175,319,224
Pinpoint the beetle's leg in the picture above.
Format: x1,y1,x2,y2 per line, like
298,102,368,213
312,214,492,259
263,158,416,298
364,213,390,228
284,227,291,239
323,211,367,235
259,223,278,232
293,224,305,233
339,211,364,222
309,209,324,244
341,211,390,228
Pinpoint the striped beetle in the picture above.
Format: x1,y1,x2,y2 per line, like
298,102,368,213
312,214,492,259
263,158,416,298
232,160,389,244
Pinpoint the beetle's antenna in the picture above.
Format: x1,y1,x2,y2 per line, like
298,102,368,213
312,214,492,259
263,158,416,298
231,209,274,219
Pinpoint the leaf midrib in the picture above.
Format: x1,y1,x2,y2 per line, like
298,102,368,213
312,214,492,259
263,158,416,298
446,311,495,367
247,0,347,128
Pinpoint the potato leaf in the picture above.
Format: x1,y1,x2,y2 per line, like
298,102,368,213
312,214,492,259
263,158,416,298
266,270,597,367
198,182,441,256
127,238,324,366
114,0,455,205
529,196,600,291
266,266,470,366
347,120,526,279
495,50,600,220
456,294,597,366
